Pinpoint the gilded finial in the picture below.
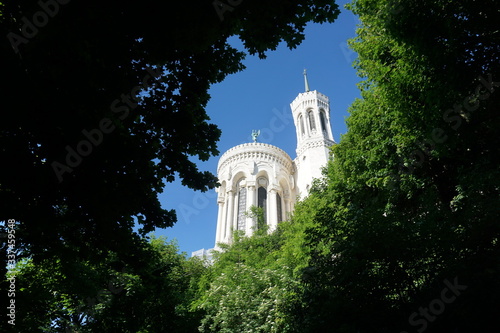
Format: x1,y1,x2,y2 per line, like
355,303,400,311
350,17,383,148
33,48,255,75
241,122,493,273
251,130,260,142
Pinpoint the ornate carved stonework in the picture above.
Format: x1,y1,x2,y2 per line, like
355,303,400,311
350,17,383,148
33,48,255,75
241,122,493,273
218,142,294,176
296,138,335,157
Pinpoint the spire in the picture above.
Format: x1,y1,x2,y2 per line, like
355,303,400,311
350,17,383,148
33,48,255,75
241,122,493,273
303,69,310,92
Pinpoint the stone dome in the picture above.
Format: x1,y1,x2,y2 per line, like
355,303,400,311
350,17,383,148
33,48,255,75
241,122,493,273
215,142,296,245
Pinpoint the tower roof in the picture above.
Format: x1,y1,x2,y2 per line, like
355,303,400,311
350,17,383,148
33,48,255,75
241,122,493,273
217,142,293,177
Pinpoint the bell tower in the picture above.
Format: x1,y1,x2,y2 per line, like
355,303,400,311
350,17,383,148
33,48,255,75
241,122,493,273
291,70,335,196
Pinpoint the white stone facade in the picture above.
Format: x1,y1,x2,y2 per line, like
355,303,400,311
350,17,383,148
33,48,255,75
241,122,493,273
215,142,296,245
291,90,335,197
191,248,214,262
213,84,335,247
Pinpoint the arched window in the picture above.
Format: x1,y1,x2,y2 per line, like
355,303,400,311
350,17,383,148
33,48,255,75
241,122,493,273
257,177,268,228
258,187,267,215
320,110,327,132
308,110,316,131
277,193,282,223
298,114,305,136
236,181,247,231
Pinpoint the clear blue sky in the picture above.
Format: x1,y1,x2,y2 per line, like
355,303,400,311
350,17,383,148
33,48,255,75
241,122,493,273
154,1,362,255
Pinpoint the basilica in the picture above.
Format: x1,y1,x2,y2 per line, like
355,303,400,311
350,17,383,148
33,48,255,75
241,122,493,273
192,71,335,257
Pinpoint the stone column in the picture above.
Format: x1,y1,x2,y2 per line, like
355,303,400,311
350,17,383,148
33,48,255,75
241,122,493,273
220,193,228,243
283,189,291,221
246,183,256,235
225,189,235,243
232,190,239,234
315,108,322,136
268,188,278,232
214,194,224,247
305,112,311,137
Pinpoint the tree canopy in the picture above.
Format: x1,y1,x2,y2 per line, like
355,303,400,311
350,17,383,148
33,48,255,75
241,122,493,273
294,0,500,331
189,0,500,332
3,0,499,332
10,236,207,332
0,1,340,331
0,0,339,261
